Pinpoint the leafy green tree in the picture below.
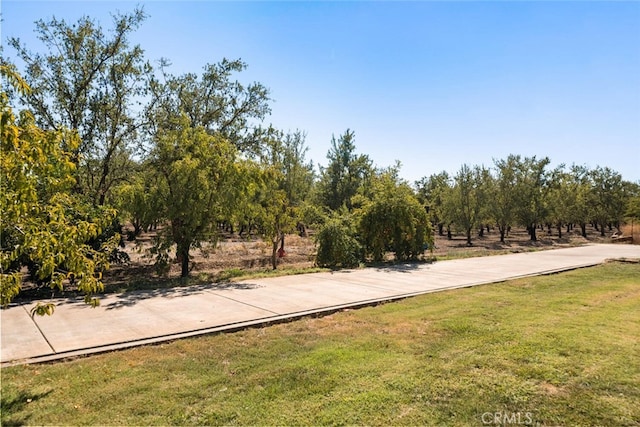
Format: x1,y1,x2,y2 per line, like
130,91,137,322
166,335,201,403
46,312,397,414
255,130,315,269
148,58,271,155
1,64,118,312
358,171,432,262
567,165,593,238
149,117,239,277
8,9,149,205
252,169,296,270
490,156,519,243
442,164,487,246
590,166,626,236
144,56,272,276
277,130,315,208
315,213,361,268
415,171,450,236
112,161,165,239
546,166,575,238
298,201,329,231
317,129,372,211
241,162,292,271
221,129,314,270
513,156,551,241
475,166,493,237
625,182,640,220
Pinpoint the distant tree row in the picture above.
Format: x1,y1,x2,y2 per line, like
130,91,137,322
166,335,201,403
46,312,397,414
415,157,639,247
2,8,638,311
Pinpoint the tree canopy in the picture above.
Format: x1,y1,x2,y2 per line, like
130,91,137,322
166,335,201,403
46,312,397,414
3,8,637,309
8,9,149,205
1,64,118,312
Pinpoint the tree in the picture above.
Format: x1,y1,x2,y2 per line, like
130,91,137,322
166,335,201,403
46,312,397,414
252,170,297,270
149,117,239,277
1,64,118,312
488,156,519,243
415,171,450,236
590,166,626,236
513,156,551,241
442,164,487,246
253,130,314,269
567,165,593,238
315,213,362,268
112,161,164,239
546,166,574,239
317,129,372,211
8,9,149,205
144,56,272,276
625,182,640,220
358,170,432,262
276,130,315,209
148,58,271,155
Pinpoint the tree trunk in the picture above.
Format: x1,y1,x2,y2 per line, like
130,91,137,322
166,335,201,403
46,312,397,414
530,224,537,241
180,247,190,277
600,222,606,237
466,228,473,246
438,223,444,236
499,226,506,243
478,225,484,237
557,223,562,239
97,160,110,206
131,221,141,240
447,225,452,240
581,223,587,238
271,239,278,270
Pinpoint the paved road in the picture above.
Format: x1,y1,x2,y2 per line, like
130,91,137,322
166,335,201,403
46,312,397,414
2,244,639,366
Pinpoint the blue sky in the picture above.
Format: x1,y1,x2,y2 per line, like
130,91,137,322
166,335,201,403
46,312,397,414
2,1,640,183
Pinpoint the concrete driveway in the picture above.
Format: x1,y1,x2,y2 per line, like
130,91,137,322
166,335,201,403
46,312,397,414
2,244,639,366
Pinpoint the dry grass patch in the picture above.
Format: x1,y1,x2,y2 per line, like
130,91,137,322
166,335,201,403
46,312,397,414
620,222,639,243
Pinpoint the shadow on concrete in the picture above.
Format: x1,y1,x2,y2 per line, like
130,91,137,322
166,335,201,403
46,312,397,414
102,281,262,310
209,282,262,291
373,262,423,273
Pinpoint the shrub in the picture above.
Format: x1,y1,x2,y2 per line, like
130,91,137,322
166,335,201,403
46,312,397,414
315,217,362,268
356,169,433,263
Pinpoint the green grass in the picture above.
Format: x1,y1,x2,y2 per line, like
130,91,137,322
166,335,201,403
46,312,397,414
2,263,639,426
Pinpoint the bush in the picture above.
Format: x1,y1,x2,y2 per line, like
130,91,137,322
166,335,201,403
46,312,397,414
358,180,433,262
315,217,362,268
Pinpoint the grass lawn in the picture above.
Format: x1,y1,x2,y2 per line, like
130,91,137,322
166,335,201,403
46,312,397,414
2,262,639,426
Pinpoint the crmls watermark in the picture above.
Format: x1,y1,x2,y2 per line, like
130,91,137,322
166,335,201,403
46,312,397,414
481,411,535,425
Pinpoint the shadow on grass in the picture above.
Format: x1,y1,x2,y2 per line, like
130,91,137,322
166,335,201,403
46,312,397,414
0,389,52,427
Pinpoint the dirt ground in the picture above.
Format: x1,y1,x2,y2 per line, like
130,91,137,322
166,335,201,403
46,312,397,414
104,222,636,287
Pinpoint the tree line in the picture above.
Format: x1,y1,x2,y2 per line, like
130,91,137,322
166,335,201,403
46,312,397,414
2,9,639,311
416,158,638,247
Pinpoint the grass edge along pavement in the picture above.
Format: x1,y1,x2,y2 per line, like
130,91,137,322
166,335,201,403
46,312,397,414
2,262,639,426
5,245,637,366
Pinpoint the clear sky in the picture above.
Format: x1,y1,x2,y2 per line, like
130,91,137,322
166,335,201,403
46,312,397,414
2,1,640,184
